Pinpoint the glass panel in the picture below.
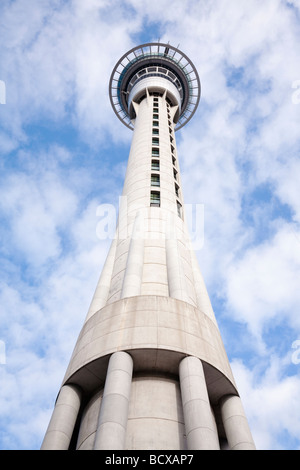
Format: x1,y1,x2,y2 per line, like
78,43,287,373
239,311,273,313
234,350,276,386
177,201,182,218
151,160,160,170
151,175,160,186
150,191,160,207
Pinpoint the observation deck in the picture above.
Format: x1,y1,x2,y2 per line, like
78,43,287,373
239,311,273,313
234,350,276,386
109,42,201,131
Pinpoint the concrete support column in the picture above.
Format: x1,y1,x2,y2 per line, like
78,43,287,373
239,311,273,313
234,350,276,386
41,384,82,450
179,356,220,450
93,351,133,450
220,394,256,450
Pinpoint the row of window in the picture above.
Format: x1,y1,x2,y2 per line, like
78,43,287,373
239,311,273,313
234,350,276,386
167,102,182,217
150,98,160,207
149,97,182,218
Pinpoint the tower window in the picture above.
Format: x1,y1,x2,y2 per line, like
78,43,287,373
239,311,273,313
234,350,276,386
151,160,160,171
150,191,160,207
152,137,159,145
152,148,159,156
151,174,160,187
173,168,178,180
152,128,159,135
175,183,179,197
153,113,159,119
177,201,182,218
153,121,159,127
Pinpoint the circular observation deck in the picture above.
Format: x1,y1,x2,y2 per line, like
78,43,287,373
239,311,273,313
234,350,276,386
109,42,201,131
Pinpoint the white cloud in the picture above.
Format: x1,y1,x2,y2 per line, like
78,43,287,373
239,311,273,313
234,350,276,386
225,225,300,344
0,0,141,145
0,157,79,265
232,357,300,450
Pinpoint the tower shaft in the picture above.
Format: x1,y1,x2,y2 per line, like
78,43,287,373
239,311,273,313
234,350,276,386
41,43,255,451
88,91,209,313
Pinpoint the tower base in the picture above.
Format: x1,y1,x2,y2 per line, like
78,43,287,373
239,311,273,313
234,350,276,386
41,296,255,450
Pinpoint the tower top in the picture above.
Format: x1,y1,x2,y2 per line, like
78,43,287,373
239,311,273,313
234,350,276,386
109,42,201,131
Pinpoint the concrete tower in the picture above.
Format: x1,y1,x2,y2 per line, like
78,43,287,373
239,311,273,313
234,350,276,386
41,43,255,451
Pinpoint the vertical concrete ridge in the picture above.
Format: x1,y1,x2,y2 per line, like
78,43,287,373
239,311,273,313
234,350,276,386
93,351,133,450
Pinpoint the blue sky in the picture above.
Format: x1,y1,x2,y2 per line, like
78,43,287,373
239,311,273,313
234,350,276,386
0,0,300,450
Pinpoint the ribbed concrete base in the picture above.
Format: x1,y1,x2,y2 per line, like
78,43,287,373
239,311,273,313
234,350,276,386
42,354,255,450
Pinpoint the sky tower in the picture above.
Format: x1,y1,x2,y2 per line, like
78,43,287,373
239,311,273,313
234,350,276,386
41,42,255,451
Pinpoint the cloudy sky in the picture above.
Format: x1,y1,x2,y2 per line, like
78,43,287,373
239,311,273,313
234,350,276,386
1,0,300,450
